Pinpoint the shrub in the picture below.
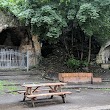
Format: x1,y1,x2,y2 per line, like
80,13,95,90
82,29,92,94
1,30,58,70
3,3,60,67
66,57,88,69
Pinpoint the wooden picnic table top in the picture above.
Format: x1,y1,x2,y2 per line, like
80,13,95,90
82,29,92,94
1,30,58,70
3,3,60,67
22,82,67,88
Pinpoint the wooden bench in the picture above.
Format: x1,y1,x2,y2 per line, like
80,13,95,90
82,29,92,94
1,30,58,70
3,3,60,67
59,73,93,84
18,89,52,101
26,91,72,107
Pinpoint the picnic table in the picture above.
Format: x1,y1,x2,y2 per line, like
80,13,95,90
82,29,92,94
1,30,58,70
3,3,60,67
18,82,72,107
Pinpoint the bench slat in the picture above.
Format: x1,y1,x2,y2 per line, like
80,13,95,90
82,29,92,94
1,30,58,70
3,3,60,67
18,89,51,94
26,91,72,98
18,90,26,94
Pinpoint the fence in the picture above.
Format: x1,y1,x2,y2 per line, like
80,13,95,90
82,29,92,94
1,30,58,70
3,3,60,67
0,48,29,71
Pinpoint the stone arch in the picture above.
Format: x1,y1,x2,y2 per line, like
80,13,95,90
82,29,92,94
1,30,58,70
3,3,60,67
96,41,110,64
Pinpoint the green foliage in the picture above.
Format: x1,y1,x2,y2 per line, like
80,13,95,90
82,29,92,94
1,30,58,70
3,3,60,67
1,0,110,43
67,9,76,20
67,57,88,69
76,3,99,36
0,0,68,43
67,58,80,69
31,5,67,43
77,3,99,22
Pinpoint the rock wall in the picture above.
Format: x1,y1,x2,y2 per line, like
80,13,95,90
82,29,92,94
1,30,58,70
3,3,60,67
19,35,41,67
0,9,41,68
96,41,110,64
0,9,20,32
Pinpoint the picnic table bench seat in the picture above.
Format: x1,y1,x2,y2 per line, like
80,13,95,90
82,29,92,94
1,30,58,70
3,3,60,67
26,91,72,107
18,89,56,101
18,89,51,94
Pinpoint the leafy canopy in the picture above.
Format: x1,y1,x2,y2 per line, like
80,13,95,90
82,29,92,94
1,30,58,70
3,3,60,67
0,0,110,44
1,0,110,67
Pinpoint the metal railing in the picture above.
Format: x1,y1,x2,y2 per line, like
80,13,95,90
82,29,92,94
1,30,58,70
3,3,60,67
0,48,29,71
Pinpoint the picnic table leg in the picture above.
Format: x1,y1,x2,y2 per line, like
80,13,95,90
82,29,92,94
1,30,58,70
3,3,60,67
61,95,66,103
49,85,62,99
50,95,53,99
23,87,32,102
23,92,26,101
49,90,53,99
49,86,55,99
31,97,36,107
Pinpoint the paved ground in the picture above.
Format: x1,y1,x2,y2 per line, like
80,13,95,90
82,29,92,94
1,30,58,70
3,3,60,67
1,71,110,110
1,89,110,110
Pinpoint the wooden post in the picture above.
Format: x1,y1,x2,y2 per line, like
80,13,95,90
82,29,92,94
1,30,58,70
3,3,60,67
9,49,12,67
27,51,29,72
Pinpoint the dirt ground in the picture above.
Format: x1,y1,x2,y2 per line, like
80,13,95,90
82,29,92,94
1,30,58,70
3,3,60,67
1,71,110,110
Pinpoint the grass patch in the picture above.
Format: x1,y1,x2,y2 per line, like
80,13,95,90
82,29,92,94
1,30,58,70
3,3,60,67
0,81,5,94
0,80,18,94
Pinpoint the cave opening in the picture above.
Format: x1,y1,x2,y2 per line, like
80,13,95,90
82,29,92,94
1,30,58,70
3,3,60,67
0,26,27,49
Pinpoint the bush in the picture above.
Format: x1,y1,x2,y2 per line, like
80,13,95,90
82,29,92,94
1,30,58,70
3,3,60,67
66,58,88,69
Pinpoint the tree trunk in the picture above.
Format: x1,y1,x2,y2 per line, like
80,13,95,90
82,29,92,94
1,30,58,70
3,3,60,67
28,22,37,65
80,33,84,60
62,30,71,58
71,22,74,55
88,36,92,64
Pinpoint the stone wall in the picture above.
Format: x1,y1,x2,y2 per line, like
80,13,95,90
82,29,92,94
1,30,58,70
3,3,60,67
19,35,41,67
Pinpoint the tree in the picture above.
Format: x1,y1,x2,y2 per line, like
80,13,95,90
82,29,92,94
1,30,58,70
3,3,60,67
1,0,110,67
67,0,110,63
